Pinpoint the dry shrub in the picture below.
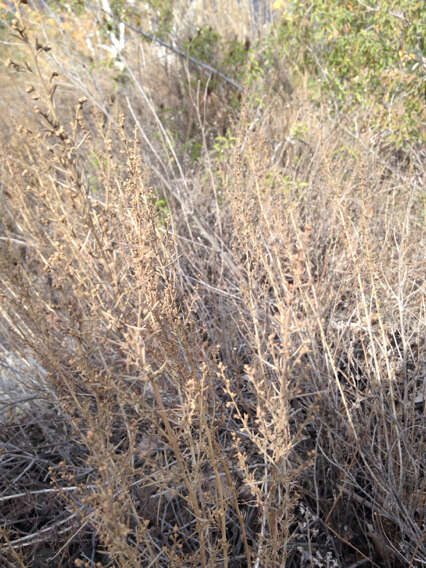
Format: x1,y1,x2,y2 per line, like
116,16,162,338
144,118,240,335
0,2,424,567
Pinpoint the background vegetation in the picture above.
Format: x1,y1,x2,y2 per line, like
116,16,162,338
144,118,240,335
0,0,424,566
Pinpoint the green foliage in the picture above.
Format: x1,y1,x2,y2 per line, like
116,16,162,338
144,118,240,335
0,2,15,32
184,26,220,62
246,50,268,85
150,195,170,225
185,139,203,163
213,131,237,158
289,121,309,138
222,38,251,79
271,0,425,145
184,26,251,89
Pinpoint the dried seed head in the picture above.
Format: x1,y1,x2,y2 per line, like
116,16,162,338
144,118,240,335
5,58,17,69
35,38,51,52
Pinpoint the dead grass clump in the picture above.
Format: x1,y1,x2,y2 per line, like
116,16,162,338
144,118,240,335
0,2,424,567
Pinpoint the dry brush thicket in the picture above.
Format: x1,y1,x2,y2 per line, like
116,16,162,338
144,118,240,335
0,2,424,567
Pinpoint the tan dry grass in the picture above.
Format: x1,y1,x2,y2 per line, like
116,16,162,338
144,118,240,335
0,2,424,567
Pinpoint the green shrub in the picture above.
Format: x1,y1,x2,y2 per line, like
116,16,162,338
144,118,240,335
271,0,424,145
